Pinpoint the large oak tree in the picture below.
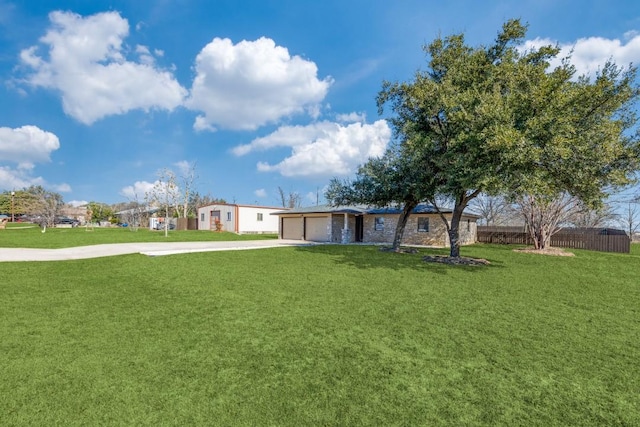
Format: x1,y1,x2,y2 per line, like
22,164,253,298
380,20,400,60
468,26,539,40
376,19,639,257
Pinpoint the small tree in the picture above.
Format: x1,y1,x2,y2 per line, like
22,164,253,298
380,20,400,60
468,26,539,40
146,169,180,237
327,144,437,251
24,186,63,231
176,161,198,218
566,202,617,228
617,200,640,240
277,186,302,209
471,194,518,226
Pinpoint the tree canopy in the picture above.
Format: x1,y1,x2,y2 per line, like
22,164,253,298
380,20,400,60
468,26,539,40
374,19,639,256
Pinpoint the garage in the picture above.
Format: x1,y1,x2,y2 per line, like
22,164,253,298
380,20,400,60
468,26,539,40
304,216,330,242
281,217,303,240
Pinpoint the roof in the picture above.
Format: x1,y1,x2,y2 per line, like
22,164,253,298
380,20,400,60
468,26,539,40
271,205,368,215
273,204,480,218
198,203,286,210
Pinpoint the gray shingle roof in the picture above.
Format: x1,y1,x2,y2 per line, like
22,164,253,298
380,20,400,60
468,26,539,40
272,203,480,217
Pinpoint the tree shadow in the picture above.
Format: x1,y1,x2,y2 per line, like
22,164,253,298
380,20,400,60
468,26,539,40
294,244,504,275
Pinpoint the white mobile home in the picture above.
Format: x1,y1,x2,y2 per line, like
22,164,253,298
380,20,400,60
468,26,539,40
197,203,283,234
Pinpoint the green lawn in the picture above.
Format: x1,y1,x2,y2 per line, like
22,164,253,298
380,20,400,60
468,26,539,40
0,224,277,248
1,242,639,425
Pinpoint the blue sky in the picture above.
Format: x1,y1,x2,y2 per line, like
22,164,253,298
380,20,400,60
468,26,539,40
1,0,639,207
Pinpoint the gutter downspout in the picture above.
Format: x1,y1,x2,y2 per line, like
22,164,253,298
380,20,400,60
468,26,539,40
235,204,239,233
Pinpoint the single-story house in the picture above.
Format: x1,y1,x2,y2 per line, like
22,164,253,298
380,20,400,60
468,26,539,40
197,203,284,234
273,204,479,246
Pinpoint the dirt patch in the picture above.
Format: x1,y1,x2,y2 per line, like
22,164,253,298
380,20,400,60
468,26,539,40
422,255,490,266
513,247,575,257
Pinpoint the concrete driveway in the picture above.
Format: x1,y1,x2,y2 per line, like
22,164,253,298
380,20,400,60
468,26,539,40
0,239,312,262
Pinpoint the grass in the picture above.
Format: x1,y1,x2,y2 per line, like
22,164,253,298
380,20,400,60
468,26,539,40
1,237,639,425
0,223,277,248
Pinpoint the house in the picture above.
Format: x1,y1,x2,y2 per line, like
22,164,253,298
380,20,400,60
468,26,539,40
197,203,283,234
273,204,479,246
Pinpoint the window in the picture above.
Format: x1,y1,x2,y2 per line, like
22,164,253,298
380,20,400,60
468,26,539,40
418,217,429,232
374,217,384,231
200,213,204,222
227,212,232,221
257,213,263,221
467,219,470,231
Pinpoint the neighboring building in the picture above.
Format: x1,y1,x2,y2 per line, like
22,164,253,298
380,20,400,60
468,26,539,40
273,204,479,246
197,203,283,234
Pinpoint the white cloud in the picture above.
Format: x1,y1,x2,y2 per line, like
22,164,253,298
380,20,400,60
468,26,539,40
173,160,193,175
0,166,44,191
186,37,333,131
234,119,391,178
19,10,186,124
254,188,267,198
0,165,70,194
53,183,72,192
522,32,640,77
0,125,69,195
0,125,60,166
68,200,88,207
120,180,157,200
336,112,366,123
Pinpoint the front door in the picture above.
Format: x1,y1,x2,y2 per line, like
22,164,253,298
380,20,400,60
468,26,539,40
210,210,221,230
355,215,364,242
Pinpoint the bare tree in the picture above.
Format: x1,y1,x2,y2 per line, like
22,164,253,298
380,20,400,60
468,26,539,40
176,161,198,218
277,186,302,208
516,193,580,250
24,186,63,231
566,203,617,228
617,201,640,240
471,194,518,226
146,169,180,237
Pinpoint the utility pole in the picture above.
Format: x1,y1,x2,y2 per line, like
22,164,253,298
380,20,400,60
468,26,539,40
11,190,15,222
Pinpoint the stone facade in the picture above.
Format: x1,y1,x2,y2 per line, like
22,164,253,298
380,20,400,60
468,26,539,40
363,214,477,247
330,214,358,243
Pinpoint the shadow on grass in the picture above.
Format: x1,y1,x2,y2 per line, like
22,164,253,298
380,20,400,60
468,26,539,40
295,244,504,274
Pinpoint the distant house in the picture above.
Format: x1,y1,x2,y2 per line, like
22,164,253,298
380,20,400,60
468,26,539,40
273,204,479,246
197,203,283,234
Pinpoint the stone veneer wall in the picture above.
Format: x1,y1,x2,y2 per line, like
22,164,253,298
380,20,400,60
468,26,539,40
362,214,477,246
331,214,357,242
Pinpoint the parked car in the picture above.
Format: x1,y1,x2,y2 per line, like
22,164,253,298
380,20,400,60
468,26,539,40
154,222,175,230
55,217,80,227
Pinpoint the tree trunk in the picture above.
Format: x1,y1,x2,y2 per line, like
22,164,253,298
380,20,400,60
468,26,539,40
392,201,418,251
448,205,465,258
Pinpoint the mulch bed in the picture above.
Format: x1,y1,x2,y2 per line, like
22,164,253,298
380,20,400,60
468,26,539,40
513,247,575,257
379,246,490,265
422,255,491,266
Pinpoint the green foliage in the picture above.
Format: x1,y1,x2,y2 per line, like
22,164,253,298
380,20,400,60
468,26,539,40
377,19,639,256
1,244,639,425
87,201,114,222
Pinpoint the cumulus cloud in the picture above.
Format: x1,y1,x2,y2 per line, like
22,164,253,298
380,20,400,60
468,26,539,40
0,125,69,192
0,125,60,167
68,200,88,207
19,10,186,124
522,32,640,77
254,188,267,198
336,112,367,123
186,37,333,131
120,180,157,200
0,166,44,191
233,119,391,178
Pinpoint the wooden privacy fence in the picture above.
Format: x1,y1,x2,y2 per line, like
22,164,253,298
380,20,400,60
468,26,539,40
477,226,631,253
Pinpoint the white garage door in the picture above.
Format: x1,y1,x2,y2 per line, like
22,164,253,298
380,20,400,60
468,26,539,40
305,217,329,242
281,217,303,240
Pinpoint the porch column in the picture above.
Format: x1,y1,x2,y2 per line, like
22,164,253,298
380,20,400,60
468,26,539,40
341,213,351,244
